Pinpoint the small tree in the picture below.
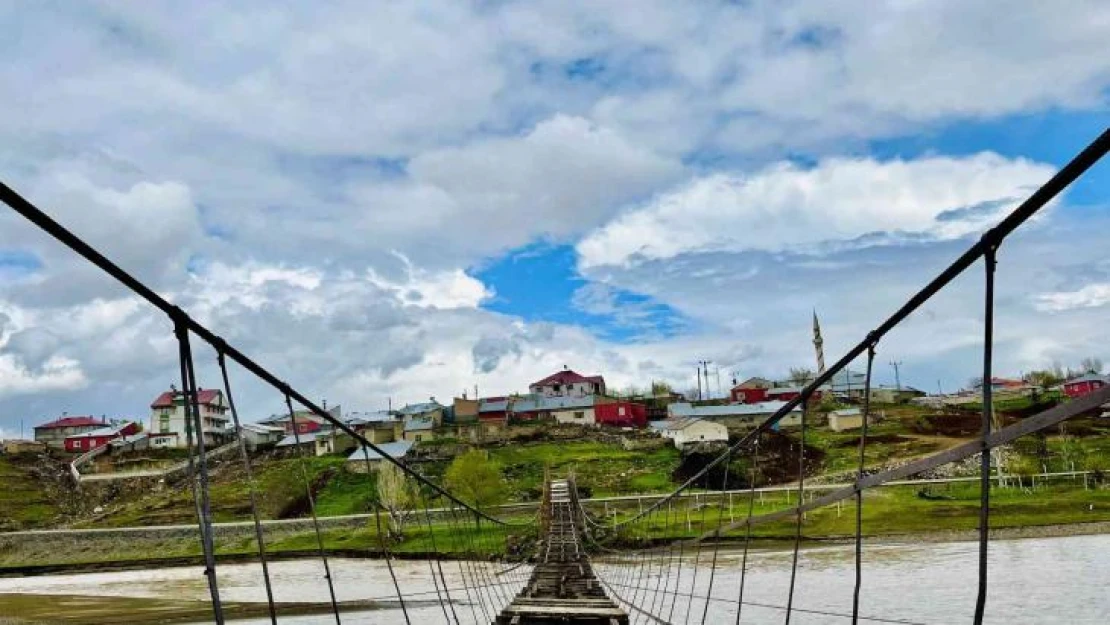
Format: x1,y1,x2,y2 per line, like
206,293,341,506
444,449,506,512
377,462,417,539
651,380,674,396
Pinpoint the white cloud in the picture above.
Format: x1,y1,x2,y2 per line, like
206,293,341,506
577,153,1056,268
1035,283,1110,312
0,354,87,399
367,254,491,310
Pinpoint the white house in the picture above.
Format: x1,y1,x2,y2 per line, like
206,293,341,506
547,396,597,425
667,401,802,430
239,423,285,451
528,368,606,398
346,441,415,473
652,417,728,449
148,388,230,448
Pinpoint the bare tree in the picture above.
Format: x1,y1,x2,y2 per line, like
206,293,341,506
788,367,814,386
1080,356,1104,375
377,462,416,539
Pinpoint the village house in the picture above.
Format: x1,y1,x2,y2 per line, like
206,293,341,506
238,423,284,451
33,415,107,449
346,441,415,473
478,397,510,438
594,400,648,428
345,411,402,444
258,403,342,435
828,408,866,432
449,397,482,442
315,429,358,457
398,400,445,442
148,388,230,449
64,421,141,453
667,401,802,430
651,417,728,449
730,377,773,403
1063,373,1107,399
528,368,606,398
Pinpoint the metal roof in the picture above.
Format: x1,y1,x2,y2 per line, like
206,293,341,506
404,417,435,431
668,401,798,418
396,402,444,415
1065,373,1108,385
346,440,414,462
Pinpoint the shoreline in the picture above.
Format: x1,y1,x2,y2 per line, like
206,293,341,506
3,520,1107,578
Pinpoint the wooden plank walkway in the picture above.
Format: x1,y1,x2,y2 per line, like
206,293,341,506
495,480,628,625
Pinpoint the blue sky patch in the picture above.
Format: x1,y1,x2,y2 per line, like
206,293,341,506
474,242,688,342
0,249,42,280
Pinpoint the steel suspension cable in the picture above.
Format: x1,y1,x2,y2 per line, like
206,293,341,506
286,394,341,624
364,457,412,625
973,246,998,624
682,492,711,625
417,487,456,625
784,402,808,624
174,319,224,624
216,350,277,625
852,344,877,625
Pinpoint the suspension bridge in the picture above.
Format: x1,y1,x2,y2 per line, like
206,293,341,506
1,127,1108,624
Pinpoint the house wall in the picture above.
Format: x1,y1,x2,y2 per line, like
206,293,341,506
829,413,865,432
594,402,647,428
530,381,603,398
1064,380,1105,398
403,429,435,443
731,387,769,403
34,424,104,449
553,407,596,425
667,421,728,448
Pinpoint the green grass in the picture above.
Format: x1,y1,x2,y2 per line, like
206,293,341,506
489,440,681,500
0,456,61,530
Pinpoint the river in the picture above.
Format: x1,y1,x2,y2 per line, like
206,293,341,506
0,534,1105,624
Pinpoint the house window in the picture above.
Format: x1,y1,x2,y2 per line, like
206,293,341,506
73,439,82,449
160,415,170,433
574,411,585,420
618,406,626,416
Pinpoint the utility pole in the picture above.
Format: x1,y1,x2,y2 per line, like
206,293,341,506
715,366,721,399
696,367,702,401
937,380,943,396
890,360,903,391
698,360,712,400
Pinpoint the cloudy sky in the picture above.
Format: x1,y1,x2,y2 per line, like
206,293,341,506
1,1,1109,435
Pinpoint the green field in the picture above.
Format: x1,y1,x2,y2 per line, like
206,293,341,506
0,456,61,530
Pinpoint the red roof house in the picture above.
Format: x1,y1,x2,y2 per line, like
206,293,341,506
150,388,223,409
33,416,108,449
528,369,606,397
64,421,141,453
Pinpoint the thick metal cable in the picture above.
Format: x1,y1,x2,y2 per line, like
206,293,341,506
784,402,808,624
735,437,759,625
682,493,711,625
216,351,277,625
853,343,877,624
700,448,733,624
418,488,456,624
286,394,341,624
973,245,998,624
174,319,224,624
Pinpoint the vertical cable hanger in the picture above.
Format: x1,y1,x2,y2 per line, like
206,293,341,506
700,448,733,624
174,314,224,624
362,446,412,624
216,347,277,625
784,397,808,624
973,243,998,624
735,436,760,625
852,341,877,624
286,393,342,624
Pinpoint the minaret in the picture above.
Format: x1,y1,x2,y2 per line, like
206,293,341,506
813,310,826,376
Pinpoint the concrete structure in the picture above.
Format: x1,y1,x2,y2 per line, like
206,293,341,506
529,368,606,398
345,412,401,444
550,396,597,425
828,408,865,432
1063,373,1107,399
149,388,229,448
346,440,415,472
33,416,107,449
651,417,728,449
403,416,436,442
2,439,46,454
869,385,927,404
64,421,141,453
667,401,802,430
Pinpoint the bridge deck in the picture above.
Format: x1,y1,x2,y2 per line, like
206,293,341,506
495,481,628,625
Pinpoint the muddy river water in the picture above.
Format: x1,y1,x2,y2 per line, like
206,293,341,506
0,534,1105,624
